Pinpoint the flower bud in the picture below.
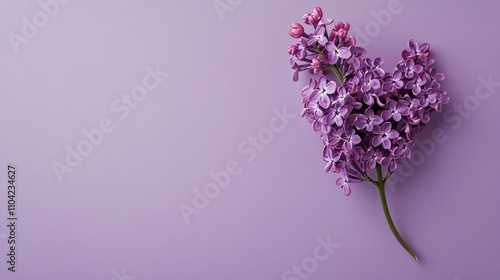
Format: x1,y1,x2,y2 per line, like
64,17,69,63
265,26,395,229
345,36,357,47
333,22,350,38
311,56,323,74
312,6,323,20
288,45,298,55
289,22,304,38
303,6,323,25
338,29,348,38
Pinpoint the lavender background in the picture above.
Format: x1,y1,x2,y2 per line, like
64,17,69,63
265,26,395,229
0,0,499,279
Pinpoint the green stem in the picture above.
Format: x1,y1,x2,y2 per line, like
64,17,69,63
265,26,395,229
313,46,345,85
363,174,378,185
330,66,345,84
374,164,418,261
376,164,384,185
383,171,393,183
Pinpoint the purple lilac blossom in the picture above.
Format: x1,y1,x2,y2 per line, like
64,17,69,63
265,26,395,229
288,7,449,195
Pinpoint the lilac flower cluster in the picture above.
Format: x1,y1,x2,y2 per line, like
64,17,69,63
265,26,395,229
288,7,449,196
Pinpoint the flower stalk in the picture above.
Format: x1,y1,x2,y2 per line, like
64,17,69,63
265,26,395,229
373,164,418,261
288,6,449,260
328,42,417,261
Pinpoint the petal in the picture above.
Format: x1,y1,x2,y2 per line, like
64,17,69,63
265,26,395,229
389,162,398,172
319,18,333,25
325,161,333,172
388,100,398,109
345,141,353,151
309,90,320,102
420,43,430,53
345,129,354,137
394,148,404,157
387,130,399,139
323,146,332,159
321,123,332,134
365,123,373,132
381,111,392,120
339,107,348,116
429,95,437,104
325,42,334,52
300,108,309,117
314,108,324,118
408,40,418,52
312,120,322,131
332,152,341,162
299,48,307,59
329,135,340,145
309,78,317,89
367,160,376,170
373,136,383,147
336,178,344,186
413,84,421,95
355,116,366,129
343,184,351,196
401,49,411,59
374,68,385,77
393,71,402,79
338,47,352,59
407,142,415,149
319,94,330,109
383,82,393,92
413,64,424,73
351,135,361,144
340,168,348,178
371,116,383,126
326,114,336,126
335,116,343,126
318,76,327,89
370,79,381,89
350,47,366,58
382,139,391,149
393,113,402,122
325,81,337,93
318,36,328,46
381,122,392,133
328,54,339,65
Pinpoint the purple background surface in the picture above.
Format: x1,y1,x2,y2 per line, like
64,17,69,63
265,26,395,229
1,0,499,279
